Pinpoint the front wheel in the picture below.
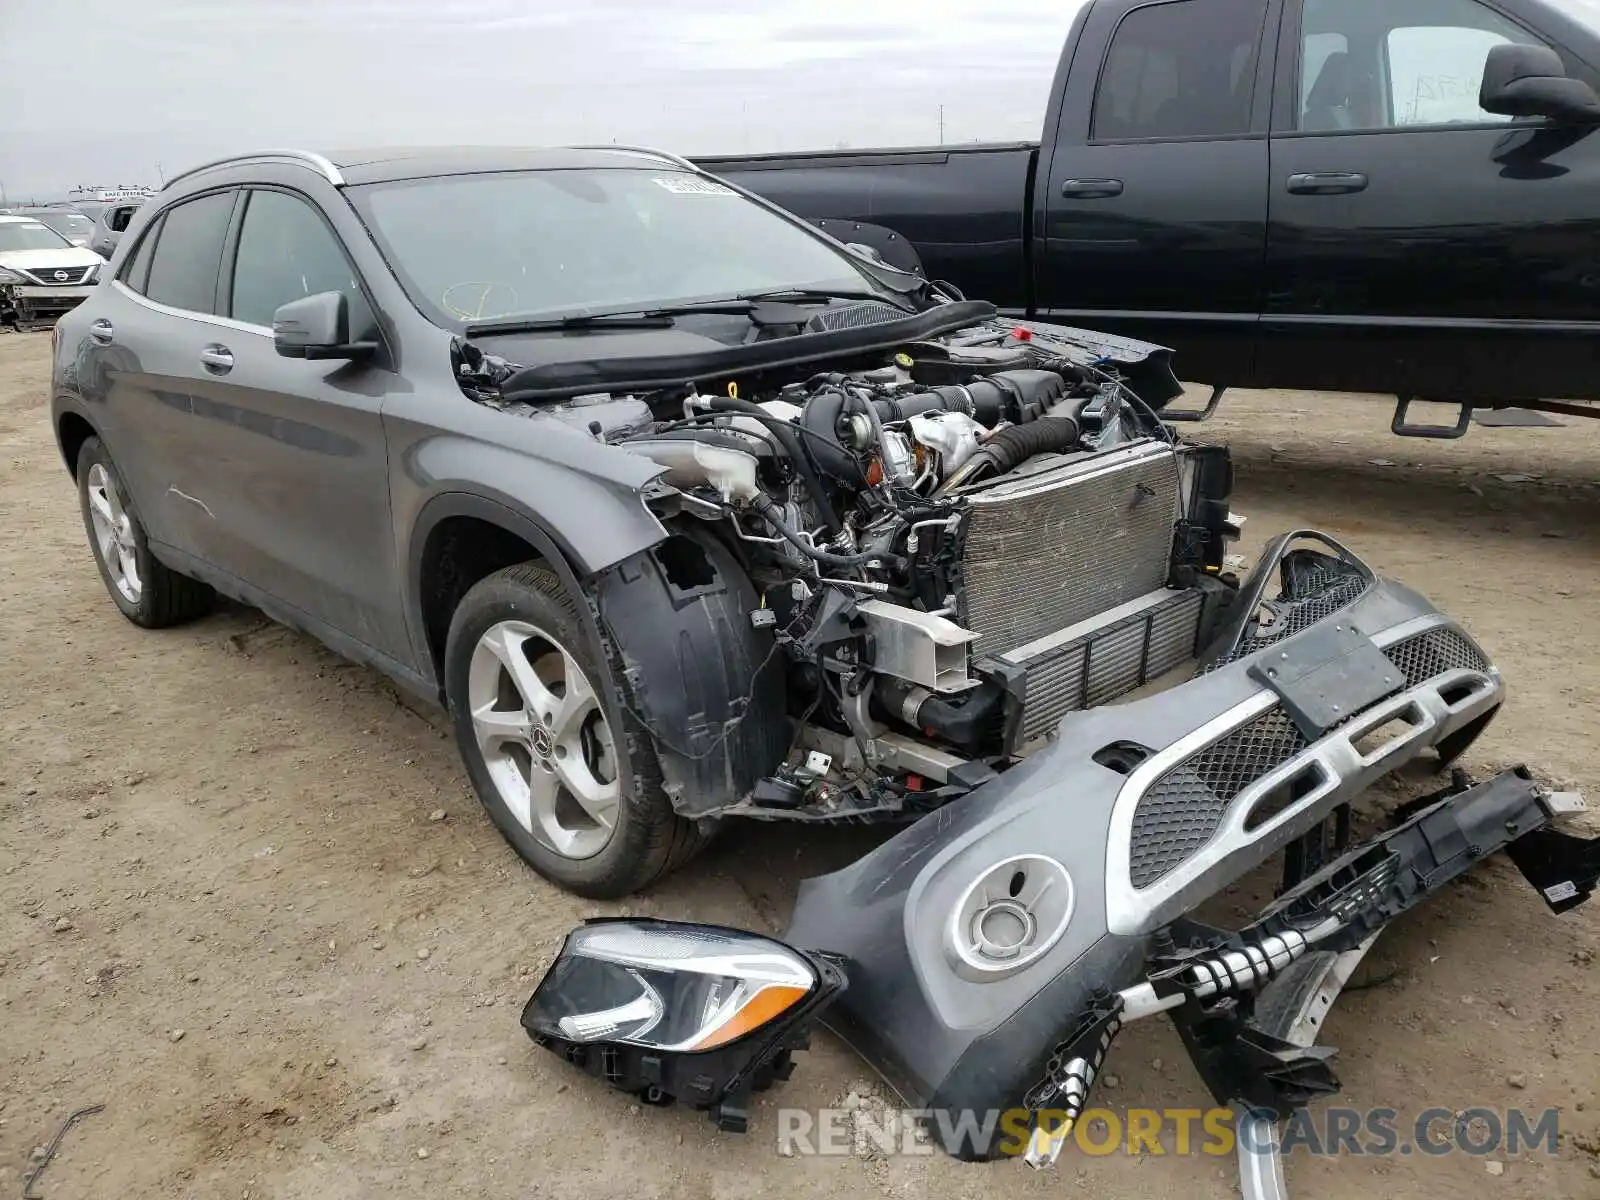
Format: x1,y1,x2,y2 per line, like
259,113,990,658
443,562,708,897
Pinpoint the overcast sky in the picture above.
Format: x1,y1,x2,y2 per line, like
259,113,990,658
0,0,1084,199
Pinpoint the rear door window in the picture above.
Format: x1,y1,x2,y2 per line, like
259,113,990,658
143,192,236,314
119,215,164,295
1093,0,1270,140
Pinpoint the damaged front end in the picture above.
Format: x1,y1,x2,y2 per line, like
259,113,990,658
775,537,1554,1148
492,301,1597,1186
522,531,1599,1182
459,311,1210,827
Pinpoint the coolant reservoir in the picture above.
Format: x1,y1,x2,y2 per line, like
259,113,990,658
622,438,760,503
909,411,985,478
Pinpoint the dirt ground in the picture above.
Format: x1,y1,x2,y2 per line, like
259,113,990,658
1,328,1597,1200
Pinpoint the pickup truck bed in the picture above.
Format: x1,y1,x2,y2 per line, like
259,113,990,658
697,144,1038,314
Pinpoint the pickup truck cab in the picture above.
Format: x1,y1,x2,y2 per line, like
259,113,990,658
700,0,1600,425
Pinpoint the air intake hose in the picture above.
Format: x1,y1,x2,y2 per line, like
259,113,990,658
865,370,1070,426
933,416,1081,496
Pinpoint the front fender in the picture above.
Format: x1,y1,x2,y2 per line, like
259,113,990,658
395,432,670,580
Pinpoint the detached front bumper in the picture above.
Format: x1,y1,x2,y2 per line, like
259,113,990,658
783,532,1512,1147
522,530,1599,1181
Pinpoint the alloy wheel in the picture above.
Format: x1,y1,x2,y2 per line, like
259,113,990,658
467,619,620,859
85,462,142,604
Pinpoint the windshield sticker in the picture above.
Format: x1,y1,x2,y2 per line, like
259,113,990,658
651,175,737,196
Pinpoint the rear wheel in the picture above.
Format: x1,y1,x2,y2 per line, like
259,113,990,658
76,436,214,628
443,562,708,897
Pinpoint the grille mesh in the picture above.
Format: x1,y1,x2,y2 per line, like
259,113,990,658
805,301,909,332
25,265,93,285
1384,627,1489,686
1128,625,1490,890
1128,707,1307,888
960,448,1179,657
1207,566,1368,671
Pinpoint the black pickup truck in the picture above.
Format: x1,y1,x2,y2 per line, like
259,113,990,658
699,0,1600,434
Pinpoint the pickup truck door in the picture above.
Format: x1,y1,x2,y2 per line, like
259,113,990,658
1262,0,1600,401
1036,0,1279,385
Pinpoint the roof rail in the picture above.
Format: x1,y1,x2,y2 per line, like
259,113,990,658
569,144,699,172
162,149,344,191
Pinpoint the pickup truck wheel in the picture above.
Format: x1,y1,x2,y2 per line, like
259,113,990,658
444,562,707,898
76,437,215,628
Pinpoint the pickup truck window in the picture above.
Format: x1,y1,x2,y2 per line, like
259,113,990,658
1298,0,1544,131
1093,0,1268,141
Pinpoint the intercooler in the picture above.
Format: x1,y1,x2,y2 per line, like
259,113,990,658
955,440,1198,743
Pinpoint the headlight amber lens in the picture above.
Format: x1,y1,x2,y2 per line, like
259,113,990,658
525,921,818,1053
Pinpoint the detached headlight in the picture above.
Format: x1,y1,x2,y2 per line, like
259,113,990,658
522,919,845,1131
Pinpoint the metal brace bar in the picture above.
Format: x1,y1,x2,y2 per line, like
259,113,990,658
1163,384,1228,423
1392,395,1473,439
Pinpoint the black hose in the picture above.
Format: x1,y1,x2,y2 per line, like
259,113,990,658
978,414,1081,470
935,416,1081,496
749,494,894,569
696,396,842,533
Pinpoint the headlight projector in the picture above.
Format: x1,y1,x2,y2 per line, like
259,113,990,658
521,919,846,1132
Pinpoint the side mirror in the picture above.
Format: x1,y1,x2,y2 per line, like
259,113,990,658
1481,43,1600,123
844,241,886,265
272,291,377,362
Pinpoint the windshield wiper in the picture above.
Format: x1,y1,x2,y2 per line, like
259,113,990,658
465,300,760,337
465,290,917,337
736,287,911,309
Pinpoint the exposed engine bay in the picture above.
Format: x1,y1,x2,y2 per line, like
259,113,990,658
458,313,1240,823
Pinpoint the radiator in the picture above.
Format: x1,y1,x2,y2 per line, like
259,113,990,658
957,440,1181,658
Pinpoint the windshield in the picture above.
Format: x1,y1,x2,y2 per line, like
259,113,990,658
1567,0,1600,35
31,212,93,238
349,167,882,327
0,221,73,252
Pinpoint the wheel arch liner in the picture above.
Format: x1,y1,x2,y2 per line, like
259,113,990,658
589,523,790,820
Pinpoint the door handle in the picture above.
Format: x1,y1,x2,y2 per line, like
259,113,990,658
1287,171,1369,195
89,318,114,344
199,344,234,374
1060,177,1125,199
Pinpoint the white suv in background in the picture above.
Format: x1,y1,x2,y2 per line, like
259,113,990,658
0,215,103,329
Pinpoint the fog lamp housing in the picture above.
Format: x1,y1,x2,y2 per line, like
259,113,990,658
521,919,845,1131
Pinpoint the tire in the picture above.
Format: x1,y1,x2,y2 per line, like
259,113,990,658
443,561,709,898
76,436,215,628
